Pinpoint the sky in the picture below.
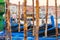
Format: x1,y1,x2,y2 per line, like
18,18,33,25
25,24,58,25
9,0,60,6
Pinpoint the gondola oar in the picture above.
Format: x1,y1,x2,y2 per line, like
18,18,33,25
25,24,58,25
45,0,48,37
55,0,58,40
18,2,20,32
5,0,12,40
23,0,27,40
35,0,39,40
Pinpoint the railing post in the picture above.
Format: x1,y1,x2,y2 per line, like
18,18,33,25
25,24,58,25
55,0,58,40
35,0,39,40
23,0,27,40
45,0,48,37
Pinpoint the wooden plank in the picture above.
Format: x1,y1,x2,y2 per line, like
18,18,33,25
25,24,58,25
45,0,48,37
55,0,58,40
18,2,20,32
35,0,39,40
23,0,27,40
32,0,35,36
5,0,12,40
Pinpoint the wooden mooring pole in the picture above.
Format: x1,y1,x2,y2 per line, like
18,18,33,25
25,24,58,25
23,0,27,40
35,0,39,40
55,0,58,40
18,2,20,32
32,0,35,36
5,0,12,40
45,0,48,37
